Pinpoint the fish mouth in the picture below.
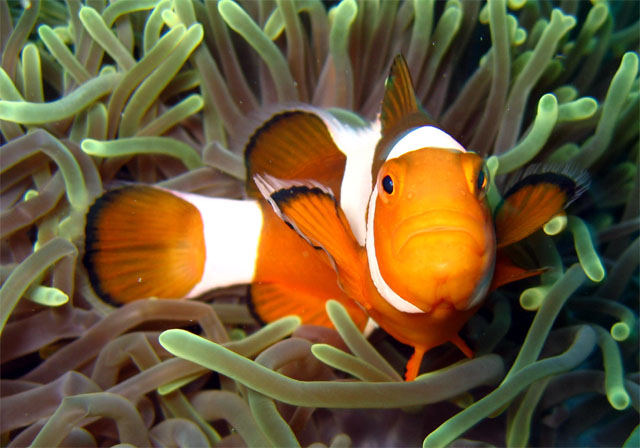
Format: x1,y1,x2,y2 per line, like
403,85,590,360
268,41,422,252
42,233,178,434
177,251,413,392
392,209,485,257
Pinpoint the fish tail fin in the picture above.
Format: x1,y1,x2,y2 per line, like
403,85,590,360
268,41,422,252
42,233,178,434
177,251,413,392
83,186,206,305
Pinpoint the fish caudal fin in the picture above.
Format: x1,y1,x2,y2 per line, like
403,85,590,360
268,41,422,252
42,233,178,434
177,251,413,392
84,186,206,305
254,174,367,306
244,110,346,199
494,164,590,248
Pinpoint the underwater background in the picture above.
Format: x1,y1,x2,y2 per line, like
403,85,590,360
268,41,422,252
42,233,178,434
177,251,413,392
0,0,638,446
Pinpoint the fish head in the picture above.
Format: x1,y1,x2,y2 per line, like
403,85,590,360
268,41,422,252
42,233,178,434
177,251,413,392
366,128,496,314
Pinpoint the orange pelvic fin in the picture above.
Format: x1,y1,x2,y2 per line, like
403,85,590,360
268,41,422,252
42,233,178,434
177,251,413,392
405,335,474,381
83,186,206,305
495,164,590,248
405,346,427,382
450,334,474,359
254,174,366,302
244,110,346,199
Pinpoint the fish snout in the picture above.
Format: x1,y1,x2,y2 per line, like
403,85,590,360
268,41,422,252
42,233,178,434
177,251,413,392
392,210,487,258
379,209,494,310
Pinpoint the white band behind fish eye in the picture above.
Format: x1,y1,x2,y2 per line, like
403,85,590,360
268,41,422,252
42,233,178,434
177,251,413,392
365,186,424,314
386,126,466,161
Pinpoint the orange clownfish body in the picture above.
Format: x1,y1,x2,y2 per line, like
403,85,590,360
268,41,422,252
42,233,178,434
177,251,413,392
84,56,588,381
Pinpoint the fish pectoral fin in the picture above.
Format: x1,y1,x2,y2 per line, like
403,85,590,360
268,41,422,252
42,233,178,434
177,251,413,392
494,164,590,248
244,110,346,199
250,282,368,330
490,250,547,291
254,174,366,299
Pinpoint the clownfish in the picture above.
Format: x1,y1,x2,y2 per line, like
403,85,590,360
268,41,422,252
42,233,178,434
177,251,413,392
84,55,589,381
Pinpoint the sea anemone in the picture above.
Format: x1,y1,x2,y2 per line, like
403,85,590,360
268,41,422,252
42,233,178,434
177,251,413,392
0,0,638,446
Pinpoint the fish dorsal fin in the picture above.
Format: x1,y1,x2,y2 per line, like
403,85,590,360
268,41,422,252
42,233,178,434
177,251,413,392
380,55,422,136
495,164,590,248
244,110,346,199
373,55,432,171
254,174,367,305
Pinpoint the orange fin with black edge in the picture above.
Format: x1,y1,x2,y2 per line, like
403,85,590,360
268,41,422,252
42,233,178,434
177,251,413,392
374,55,432,167
254,174,367,306
84,186,206,305
244,110,346,199
495,164,590,248
490,250,547,291
380,55,421,134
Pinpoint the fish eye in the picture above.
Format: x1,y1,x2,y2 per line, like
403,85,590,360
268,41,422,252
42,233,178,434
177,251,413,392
382,175,394,194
